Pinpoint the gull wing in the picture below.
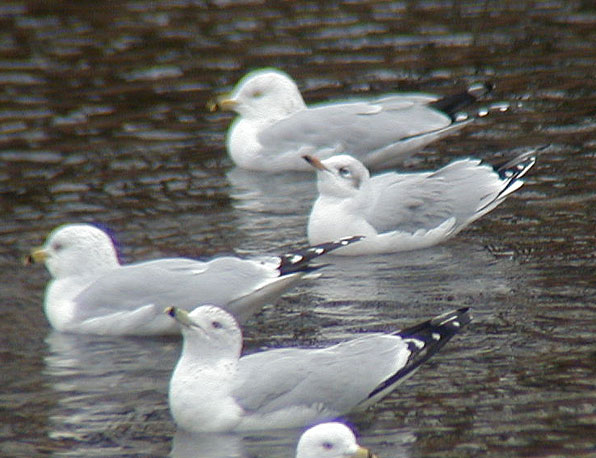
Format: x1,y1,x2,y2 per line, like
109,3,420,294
234,308,470,421
234,334,409,418
365,158,518,234
257,99,453,165
71,236,364,329
71,257,283,324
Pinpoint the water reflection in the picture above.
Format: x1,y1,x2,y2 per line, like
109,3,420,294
2,0,594,456
171,430,246,458
226,168,316,216
225,168,315,251
43,331,177,455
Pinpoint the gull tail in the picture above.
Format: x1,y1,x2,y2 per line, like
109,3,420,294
278,236,364,275
430,82,494,121
364,307,471,404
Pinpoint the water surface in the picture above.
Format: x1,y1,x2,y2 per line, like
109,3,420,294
1,1,594,456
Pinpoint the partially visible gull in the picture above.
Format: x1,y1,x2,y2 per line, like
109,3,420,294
296,422,376,458
304,150,537,255
26,223,361,335
212,68,493,172
167,304,470,432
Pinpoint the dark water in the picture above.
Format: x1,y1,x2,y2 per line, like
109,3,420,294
1,1,594,456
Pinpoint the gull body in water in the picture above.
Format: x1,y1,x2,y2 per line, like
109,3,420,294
167,305,470,432
26,223,361,335
213,68,493,172
304,150,537,255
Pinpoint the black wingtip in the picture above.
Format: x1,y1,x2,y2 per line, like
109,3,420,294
494,146,543,185
367,308,471,400
473,148,539,214
398,307,471,342
429,82,494,120
278,236,364,275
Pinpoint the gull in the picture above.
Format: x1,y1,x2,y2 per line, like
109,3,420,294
166,304,470,432
212,68,493,172
26,223,361,335
304,150,537,255
296,422,376,458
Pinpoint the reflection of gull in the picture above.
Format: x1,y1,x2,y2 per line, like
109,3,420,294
44,331,176,453
304,151,536,255
226,167,316,215
213,68,492,172
171,430,246,458
225,167,317,251
27,223,361,335
297,422,376,458
306,241,516,312
167,305,470,432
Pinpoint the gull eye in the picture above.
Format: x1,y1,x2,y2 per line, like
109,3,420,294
211,320,223,329
322,441,333,450
338,167,351,178
250,89,264,98
52,242,64,251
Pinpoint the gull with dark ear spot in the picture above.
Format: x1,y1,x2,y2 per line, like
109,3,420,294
214,67,494,172
25,223,362,335
296,422,377,458
304,148,538,255
166,304,470,433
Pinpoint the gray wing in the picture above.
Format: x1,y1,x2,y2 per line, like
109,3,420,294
72,257,281,323
234,334,409,416
257,98,452,161
365,159,504,233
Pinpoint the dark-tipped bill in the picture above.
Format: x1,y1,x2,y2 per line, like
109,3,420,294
165,306,194,327
23,247,47,266
302,155,328,171
206,96,238,112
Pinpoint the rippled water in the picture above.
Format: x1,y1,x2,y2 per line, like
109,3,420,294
1,1,594,457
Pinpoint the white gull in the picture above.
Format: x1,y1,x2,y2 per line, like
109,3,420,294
304,150,537,255
213,68,492,172
26,223,361,335
167,304,470,432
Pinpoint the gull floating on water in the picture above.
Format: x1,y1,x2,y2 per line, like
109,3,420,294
166,304,470,432
304,150,537,255
26,223,361,335
296,422,376,458
212,68,493,172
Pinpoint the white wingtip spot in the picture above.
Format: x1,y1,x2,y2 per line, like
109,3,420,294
431,332,441,341
478,107,489,117
288,254,304,264
452,321,460,328
489,102,510,112
403,338,425,349
313,248,325,255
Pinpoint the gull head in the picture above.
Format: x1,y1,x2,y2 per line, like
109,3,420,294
215,68,306,121
166,305,242,360
296,422,376,458
304,154,370,199
26,223,119,279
